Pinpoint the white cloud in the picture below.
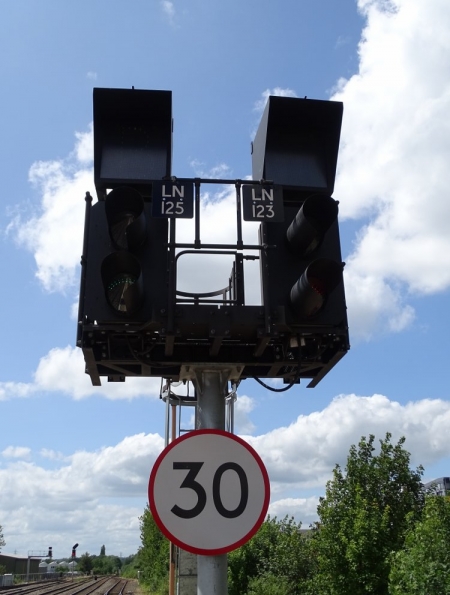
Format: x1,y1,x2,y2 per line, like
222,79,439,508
8,127,94,294
70,298,79,321
333,0,450,338
161,0,176,25
189,159,232,179
40,448,67,461
0,381,35,401
335,35,351,49
0,345,161,401
1,446,31,459
234,394,256,434
247,393,450,494
74,123,93,163
269,497,320,526
0,432,164,555
343,268,415,340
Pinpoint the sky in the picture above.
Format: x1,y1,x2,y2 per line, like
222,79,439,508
1,0,450,559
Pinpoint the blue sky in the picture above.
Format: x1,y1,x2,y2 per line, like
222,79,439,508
1,0,450,558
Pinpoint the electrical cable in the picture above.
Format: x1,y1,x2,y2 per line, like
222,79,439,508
252,341,301,392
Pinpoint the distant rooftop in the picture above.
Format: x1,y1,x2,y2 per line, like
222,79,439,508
424,476,450,496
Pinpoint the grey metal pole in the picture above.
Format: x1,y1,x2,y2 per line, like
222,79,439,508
195,369,228,595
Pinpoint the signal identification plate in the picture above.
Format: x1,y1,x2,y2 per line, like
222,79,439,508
152,181,194,218
242,184,284,222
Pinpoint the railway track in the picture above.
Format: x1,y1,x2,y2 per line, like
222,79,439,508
103,580,129,595
0,577,134,595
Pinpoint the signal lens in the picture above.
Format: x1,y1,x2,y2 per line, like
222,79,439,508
110,212,138,250
106,274,138,313
101,251,144,316
105,187,147,250
286,195,338,256
290,258,343,318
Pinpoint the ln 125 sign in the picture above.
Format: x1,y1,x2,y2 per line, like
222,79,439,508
152,180,194,218
148,430,270,555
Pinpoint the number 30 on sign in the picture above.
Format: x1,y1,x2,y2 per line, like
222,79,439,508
148,430,270,555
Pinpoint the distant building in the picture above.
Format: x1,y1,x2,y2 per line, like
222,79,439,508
424,476,450,496
58,560,69,569
48,561,58,573
0,554,40,574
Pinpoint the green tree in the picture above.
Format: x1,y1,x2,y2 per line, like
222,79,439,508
78,552,94,574
228,516,314,595
121,554,140,579
228,516,281,594
136,506,169,591
92,556,107,575
100,544,106,556
246,573,291,595
91,554,122,575
312,433,424,595
389,495,450,594
0,524,5,552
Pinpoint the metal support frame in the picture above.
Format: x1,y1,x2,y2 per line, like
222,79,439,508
194,368,230,595
161,373,235,594
26,551,48,581
78,177,349,387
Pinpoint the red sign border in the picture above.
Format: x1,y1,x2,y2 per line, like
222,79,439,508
148,429,270,556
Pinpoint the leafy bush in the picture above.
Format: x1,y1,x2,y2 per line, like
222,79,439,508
389,496,450,594
246,573,291,595
228,516,313,595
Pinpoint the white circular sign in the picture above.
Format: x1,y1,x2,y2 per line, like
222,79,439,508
149,429,270,555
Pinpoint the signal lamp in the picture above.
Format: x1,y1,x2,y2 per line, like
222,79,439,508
290,258,343,318
105,186,147,250
101,251,144,315
286,195,338,256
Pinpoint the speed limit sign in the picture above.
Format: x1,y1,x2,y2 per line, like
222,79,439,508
149,430,270,555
